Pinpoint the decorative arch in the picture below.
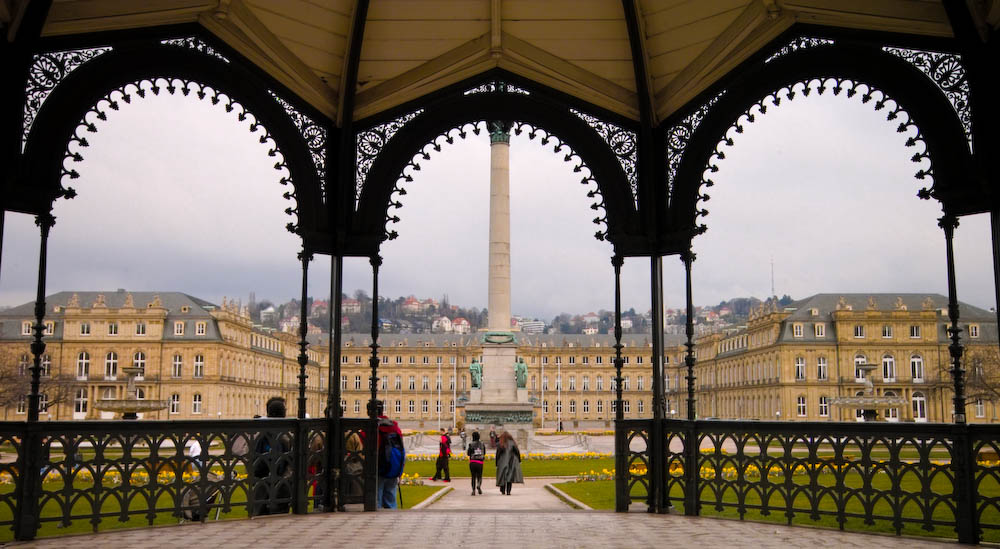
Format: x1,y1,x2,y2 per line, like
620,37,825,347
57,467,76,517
351,89,645,256
19,40,327,243
665,41,975,243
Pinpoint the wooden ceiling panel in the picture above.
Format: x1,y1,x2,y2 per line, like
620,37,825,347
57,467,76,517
361,38,472,60
363,20,488,40
643,0,748,36
247,4,349,53
504,0,624,21
43,0,214,35
645,8,742,61
526,39,632,61
356,59,428,85
367,0,488,20
648,38,711,80
504,20,625,40
570,60,637,86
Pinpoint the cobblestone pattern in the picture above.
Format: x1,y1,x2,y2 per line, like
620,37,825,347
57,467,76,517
11,511,955,549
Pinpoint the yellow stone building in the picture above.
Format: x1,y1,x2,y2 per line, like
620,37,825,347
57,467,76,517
2,291,995,427
666,294,998,424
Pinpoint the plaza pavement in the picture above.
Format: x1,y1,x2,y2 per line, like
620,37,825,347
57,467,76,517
8,476,958,548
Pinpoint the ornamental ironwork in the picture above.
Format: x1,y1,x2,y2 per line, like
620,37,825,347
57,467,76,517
356,109,423,205
883,46,972,150
270,91,328,199
464,410,533,424
665,90,725,199
570,109,638,207
59,78,303,233
692,77,934,235
161,37,230,63
22,46,112,150
764,37,834,63
464,80,530,96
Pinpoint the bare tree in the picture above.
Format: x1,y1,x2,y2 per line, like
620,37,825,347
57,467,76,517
0,348,77,412
961,345,1000,404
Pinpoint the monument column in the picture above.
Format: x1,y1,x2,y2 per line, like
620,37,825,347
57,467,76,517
488,122,511,331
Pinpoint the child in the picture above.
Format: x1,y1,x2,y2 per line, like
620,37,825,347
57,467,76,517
466,431,486,495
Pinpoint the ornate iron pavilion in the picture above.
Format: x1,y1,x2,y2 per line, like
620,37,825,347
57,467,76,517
1,0,999,543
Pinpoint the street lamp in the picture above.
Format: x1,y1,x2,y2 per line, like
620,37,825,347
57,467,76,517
670,408,677,418
775,410,781,421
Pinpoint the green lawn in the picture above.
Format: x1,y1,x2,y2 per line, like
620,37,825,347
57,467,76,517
554,471,1000,543
403,457,615,479
398,484,445,509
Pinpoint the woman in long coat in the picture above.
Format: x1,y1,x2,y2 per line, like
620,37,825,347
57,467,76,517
495,431,523,495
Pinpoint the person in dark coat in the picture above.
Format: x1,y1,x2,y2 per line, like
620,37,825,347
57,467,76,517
466,431,486,495
432,428,451,482
495,431,523,495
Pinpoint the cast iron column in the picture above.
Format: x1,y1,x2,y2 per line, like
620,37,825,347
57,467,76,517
612,255,627,512
364,254,381,512
28,213,54,422
682,249,697,420
940,214,966,422
297,249,312,420
648,255,665,514
327,255,343,511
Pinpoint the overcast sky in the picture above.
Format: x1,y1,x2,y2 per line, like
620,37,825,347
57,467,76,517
0,89,994,320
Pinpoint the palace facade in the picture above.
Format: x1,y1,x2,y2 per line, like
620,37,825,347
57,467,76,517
1,291,995,427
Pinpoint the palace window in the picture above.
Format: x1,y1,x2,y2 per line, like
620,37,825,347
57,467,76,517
17,354,28,376
136,322,146,336
582,376,590,391
436,400,441,413
882,325,893,338
355,355,362,364
395,376,402,390
542,356,548,364
341,375,348,390
596,356,603,364
81,322,91,336
637,399,644,414
912,392,927,422
623,400,630,414
341,356,348,364
976,398,986,418
77,352,90,379
395,400,402,414
408,400,415,413
569,400,576,413
74,389,88,414
582,356,589,364
422,376,429,390
569,356,575,364
815,324,825,337
37,393,48,414
637,376,644,391
353,400,360,414
450,400,455,413
971,324,980,338
817,356,828,381
882,354,896,382
623,376,630,391
105,352,118,379
792,324,803,338
543,400,549,413
449,375,455,390
21,321,31,335
422,400,428,413
909,325,920,338
44,321,54,335
133,351,146,377
408,376,415,390
596,376,603,391
40,354,50,377
381,376,388,390
192,393,202,414
795,357,806,381
354,376,362,390
818,396,829,417
16,397,25,415
555,356,562,364
636,356,643,364
195,322,206,335
174,322,184,336
797,396,807,417
396,356,403,364
569,376,576,391
583,400,590,413
884,391,899,420
193,355,204,378
542,376,549,391
409,356,416,364
596,400,604,413
911,355,924,382
853,325,864,338
172,355,183,378
854,354,867,382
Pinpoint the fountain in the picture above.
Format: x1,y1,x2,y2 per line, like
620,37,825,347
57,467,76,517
830,362,906,421
93,365,168,420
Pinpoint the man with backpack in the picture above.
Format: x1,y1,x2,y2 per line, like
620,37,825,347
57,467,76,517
375,401,405,509
466,431,486,495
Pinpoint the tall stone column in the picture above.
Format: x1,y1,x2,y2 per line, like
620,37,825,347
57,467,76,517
488,122,511,332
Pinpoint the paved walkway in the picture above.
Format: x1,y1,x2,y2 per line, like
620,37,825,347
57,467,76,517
422,477,573,510
8,510,956,549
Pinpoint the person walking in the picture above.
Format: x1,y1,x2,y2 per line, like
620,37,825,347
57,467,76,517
374,401,404,509
466,431,486,495
495,431,523,495
431,427,451,482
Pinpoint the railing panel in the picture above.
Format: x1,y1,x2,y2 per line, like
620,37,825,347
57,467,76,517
615,419,651,510
971,425,1000,541
303,419,328,511
688,420,958,539
0,426,22,538
662,421,687,512
339,418,370,507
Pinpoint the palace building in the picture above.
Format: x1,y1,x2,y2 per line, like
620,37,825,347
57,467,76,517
1,291,995,427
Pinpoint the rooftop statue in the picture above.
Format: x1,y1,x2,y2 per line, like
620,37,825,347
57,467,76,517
515,357,528,389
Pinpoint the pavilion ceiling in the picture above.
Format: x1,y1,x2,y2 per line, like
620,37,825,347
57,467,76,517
13,0,1000,125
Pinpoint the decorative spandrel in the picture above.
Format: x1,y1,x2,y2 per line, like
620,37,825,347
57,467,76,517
161,37,230,64
883,46,972,150
270,91,328,198
569,109,637,207
464,81,530,96
356,109,423,205
23,46,112,150
665,91,725,196
764,37,834,64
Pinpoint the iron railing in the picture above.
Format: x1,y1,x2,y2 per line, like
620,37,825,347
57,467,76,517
0,417,375,541
616,418,1000,544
